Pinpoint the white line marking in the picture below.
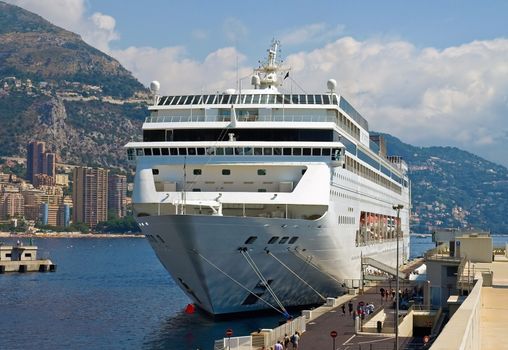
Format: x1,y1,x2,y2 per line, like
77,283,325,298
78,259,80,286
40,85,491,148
342,334,356,345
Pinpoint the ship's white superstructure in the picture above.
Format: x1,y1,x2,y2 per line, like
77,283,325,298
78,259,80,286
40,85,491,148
126,41,410,315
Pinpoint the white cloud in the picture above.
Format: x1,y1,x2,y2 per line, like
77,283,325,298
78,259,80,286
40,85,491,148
280,23,345,46
283,37,508,161
112,46,251,95
5,0,118,52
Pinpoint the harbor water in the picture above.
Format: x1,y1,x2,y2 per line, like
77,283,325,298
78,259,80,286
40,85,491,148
0,234,506,349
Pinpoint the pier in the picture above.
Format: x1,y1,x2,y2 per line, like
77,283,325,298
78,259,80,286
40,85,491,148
214,231,508,349
0,242,56,273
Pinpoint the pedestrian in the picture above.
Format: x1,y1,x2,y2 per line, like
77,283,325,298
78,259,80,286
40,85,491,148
380,287,385,302
290,331,300,349
341,303,346,316
274,340,283,350
283,334,290,349
348,300,353,315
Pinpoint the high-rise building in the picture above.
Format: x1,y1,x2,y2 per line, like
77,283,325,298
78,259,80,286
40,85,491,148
0,191,24,219
108,174,127,218
27,141,45,183
43,152,56,178
72,167,109,228
26,141,56,185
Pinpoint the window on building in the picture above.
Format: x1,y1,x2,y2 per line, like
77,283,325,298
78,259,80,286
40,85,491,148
257,169,267,175
222,169,231,175
193,169,202,175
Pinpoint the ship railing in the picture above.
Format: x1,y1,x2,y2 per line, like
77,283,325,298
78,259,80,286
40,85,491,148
145,114,337,124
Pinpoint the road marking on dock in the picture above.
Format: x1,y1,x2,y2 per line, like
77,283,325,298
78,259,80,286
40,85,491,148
342,334,356,345
356,337,393,345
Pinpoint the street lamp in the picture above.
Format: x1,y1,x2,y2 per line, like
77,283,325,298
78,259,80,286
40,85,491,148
392,204,403,350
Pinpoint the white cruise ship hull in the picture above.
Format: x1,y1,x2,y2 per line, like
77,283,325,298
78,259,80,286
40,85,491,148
137,211,409,315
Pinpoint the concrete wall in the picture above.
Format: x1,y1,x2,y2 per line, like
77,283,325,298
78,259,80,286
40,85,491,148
431,275,482,350
398,310,413,337
458,236,492,263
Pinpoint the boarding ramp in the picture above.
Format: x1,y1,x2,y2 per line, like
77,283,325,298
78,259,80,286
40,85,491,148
362,256,406,281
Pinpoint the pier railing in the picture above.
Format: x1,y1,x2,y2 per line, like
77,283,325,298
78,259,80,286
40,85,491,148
213,316,306,350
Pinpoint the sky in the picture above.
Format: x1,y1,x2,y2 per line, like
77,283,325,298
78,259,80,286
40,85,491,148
5,0,508,167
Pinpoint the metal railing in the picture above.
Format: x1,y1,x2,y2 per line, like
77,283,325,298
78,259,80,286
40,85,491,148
213,316,306,350
145,114,337,124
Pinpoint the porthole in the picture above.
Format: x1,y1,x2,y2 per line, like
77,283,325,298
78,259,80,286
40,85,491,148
245,236,257,244
268,236,279,244
288,237,299,244
279,237,289,244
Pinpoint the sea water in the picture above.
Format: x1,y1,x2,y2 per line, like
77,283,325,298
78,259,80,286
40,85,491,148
0,234,506,349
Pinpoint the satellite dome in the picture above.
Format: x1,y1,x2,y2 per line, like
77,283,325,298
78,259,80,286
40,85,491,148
150,80,160,93
251,75,260,87
327,79,337,92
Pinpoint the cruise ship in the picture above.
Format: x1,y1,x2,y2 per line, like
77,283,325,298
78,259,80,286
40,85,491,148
125,41,410,316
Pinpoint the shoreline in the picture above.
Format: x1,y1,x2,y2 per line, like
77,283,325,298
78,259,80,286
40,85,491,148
0,231,144,239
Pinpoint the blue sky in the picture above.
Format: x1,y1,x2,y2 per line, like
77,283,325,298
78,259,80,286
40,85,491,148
5,0,508,167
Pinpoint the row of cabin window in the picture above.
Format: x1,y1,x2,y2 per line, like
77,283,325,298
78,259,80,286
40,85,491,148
337,111,361,141
153,168,268,176
158,94,339,106
129,147,340,158
345,156,402,195
244,236,299,245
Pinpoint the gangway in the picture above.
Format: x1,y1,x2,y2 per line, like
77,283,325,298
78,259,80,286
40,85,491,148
362,256,407,281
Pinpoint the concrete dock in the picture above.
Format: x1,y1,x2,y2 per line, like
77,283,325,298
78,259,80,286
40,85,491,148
299,287,409,350
0,243,56,273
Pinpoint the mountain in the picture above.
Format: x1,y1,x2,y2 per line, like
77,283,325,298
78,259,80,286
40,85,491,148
382,134,508,234
0,1,144,98
1,2,507,233
0,1,148,168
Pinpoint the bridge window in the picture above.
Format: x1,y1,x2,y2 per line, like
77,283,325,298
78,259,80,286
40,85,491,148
152,148,161,156
144,148,152,156
178,148,187,155
161,148,169,155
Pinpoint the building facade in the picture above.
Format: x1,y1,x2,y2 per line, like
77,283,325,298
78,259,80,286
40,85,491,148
26,141,56,186
108,174,127,218
72,167,109,228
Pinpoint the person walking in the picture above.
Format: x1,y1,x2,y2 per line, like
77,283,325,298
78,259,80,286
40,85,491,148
274,341,283,350
290,331,300,349
283,334,290,349
341,303,346,316
348,300,353,315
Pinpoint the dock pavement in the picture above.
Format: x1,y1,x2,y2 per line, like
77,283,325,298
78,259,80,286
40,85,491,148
298,286,410,350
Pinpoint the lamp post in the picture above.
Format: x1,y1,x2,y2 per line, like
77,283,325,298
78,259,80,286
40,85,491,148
392,204,403,350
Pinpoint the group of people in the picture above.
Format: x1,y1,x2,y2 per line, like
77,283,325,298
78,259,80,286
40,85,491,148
340,300,375,320
269,331,300,350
